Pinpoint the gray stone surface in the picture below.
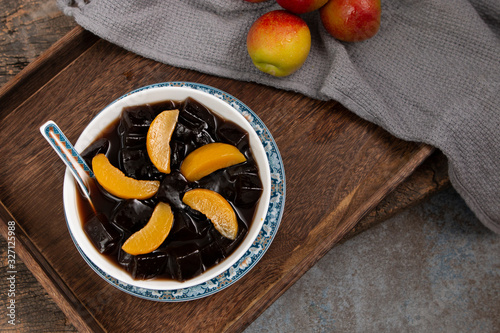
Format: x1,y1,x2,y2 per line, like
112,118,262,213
245,187,500,332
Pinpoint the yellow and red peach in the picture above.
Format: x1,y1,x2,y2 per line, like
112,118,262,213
247,10,311,77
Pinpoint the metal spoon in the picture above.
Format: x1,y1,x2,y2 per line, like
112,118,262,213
39,120,96,211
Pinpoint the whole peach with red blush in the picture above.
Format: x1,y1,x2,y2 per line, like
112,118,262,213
276,0,328,14
320,0,381,42
247,10,311,77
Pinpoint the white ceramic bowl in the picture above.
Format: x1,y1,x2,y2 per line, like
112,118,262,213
63,83,272,292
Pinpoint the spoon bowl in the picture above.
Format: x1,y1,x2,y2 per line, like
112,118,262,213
40,120,95,209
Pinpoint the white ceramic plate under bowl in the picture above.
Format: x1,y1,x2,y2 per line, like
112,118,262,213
63,82,285,301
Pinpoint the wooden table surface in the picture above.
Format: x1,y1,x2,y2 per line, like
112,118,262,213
0,1,450,331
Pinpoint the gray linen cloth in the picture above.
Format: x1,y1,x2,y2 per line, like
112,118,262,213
59,0,500,234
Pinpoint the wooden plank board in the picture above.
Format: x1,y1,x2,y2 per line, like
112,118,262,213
0,201,105,332
0,26,435,332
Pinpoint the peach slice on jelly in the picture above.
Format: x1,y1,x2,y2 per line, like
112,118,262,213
180,142,246,182
92,153,160,200
122,202,174,255
183,188,238,240
147,109,179,174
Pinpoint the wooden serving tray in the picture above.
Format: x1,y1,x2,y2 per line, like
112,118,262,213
0,27,434,332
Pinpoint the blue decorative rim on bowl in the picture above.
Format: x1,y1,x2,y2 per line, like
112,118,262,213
65,82,286,302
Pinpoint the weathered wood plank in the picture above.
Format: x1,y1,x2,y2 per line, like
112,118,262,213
0,0,75,86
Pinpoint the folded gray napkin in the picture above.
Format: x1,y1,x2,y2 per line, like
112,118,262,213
59,0,500,234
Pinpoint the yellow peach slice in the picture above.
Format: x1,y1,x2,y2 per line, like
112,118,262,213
147,109,179,174
92,154,160,200
183,188,238,240
180,143,246,182
122,202,174,255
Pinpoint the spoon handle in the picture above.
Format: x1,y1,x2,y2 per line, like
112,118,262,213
39,120,94,199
